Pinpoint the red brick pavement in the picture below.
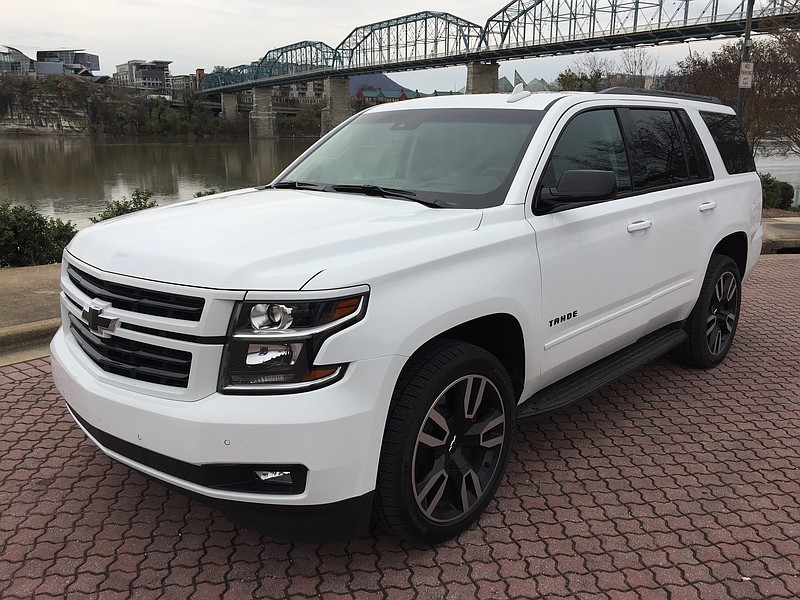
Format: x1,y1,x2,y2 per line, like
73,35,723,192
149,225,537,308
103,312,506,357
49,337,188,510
1,255,799,599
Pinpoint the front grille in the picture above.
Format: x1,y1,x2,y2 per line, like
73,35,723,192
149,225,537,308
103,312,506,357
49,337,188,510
69,314,192,388
67,264,205,322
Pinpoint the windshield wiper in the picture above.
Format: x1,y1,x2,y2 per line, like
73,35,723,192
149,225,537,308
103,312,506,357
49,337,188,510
266,180,327,191
327,184,441,208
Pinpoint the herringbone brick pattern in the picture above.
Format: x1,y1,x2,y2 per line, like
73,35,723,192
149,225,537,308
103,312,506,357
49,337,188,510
1,255,798,599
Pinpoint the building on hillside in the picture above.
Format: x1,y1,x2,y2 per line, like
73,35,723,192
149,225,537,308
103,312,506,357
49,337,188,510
355,87,421,108
167,74,200,91
113,60,172,90
273,80,327,100
0,45,99,75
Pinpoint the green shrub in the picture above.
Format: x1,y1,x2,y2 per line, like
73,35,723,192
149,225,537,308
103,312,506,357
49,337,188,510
0,200,77,267
760,173,795,210
91,188,157,223
194,188,219,198
778,181,796,209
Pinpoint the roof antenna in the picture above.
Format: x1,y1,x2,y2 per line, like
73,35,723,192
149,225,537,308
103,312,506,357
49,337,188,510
507,83,531,103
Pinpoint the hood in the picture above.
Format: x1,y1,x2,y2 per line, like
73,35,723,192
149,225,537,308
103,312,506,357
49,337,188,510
67,188,482,291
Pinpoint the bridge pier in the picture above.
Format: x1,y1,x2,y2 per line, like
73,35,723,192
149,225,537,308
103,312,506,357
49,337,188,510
221,93,238,120
466,61,500,95
321,77,353,136
249,88,277,139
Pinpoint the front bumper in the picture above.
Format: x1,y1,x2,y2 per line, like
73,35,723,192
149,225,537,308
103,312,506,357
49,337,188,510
50,328,405,540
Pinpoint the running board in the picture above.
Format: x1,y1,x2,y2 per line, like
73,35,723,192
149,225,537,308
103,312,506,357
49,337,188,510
517,327,687,420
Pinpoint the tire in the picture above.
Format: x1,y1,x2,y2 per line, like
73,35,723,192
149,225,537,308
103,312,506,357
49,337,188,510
674,254,742,368
374,340,516,545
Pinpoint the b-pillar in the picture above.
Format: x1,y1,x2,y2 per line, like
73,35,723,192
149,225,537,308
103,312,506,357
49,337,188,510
249,87,276,139
466,61,500,95
321,77,353,136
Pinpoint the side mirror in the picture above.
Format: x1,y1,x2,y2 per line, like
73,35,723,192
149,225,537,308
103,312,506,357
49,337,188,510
553,170,617,201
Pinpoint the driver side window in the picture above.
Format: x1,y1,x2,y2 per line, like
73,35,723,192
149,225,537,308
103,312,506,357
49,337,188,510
541,109,632,194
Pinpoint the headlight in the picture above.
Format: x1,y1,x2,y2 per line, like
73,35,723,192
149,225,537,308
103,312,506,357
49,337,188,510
219,292,368,393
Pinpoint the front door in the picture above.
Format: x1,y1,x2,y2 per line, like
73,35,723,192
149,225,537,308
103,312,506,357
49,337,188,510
530,107,655,385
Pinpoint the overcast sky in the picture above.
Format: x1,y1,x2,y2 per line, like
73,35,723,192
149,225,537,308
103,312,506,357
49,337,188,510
8,0,739,92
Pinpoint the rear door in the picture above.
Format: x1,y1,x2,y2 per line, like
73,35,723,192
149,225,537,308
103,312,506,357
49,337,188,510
615,107,716,328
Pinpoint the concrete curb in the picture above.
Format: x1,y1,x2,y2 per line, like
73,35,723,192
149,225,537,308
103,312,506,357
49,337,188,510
0,318,61,350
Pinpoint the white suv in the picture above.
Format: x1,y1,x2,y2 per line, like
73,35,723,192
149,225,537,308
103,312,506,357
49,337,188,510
51,88,762,544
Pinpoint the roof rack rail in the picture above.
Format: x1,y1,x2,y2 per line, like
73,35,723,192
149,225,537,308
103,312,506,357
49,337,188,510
597,87,722,105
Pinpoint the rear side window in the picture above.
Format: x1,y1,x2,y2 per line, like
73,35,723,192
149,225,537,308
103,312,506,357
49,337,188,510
622,108,689,190
700,112,756,174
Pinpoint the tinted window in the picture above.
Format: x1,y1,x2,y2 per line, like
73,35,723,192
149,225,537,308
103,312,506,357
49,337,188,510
541,109,632,193
675,111,712,181
700,111,756,174
624,109,688,189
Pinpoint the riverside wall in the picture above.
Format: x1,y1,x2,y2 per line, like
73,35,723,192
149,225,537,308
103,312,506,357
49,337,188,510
0,75,96,135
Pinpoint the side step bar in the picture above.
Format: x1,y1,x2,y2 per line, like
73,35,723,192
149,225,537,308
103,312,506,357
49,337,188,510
517,327,688,420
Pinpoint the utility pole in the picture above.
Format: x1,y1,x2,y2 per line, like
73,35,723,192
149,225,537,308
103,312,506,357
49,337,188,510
736,0,756,120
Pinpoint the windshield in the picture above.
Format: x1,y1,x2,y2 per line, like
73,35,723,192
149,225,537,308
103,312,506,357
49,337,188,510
279,108,544,209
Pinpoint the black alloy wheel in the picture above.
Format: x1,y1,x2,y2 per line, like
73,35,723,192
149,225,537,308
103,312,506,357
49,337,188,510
374,340,515,545
706,268,739,356
411,373,507,524
674,254,742,368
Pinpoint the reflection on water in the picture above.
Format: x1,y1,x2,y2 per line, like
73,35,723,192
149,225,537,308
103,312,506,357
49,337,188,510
0,136,797,230
0,136,315,228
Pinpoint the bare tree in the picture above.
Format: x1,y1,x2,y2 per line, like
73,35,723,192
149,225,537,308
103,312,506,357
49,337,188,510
619,47,660,88
575,53,616,77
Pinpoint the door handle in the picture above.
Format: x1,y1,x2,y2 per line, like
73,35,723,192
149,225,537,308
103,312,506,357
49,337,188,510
627,220,652,233
699,201,717,212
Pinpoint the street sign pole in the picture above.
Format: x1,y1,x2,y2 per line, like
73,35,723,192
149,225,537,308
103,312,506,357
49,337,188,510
736,0,756,120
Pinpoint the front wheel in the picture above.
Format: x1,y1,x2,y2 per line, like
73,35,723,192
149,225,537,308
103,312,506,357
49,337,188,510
374,340,516,545
675,254,742,368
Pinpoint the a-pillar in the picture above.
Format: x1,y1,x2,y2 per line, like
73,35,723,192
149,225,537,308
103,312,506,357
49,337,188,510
321,77,353,136
221,93,238,120
249,87,276,139
466,61,500,94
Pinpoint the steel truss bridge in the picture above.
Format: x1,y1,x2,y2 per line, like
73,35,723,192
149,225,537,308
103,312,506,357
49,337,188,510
200,0,800,94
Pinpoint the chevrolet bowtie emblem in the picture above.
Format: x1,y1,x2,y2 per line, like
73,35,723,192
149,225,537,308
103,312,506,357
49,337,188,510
82,299,119,338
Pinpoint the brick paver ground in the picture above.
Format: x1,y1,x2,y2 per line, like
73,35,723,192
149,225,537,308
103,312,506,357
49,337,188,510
1,255,799,599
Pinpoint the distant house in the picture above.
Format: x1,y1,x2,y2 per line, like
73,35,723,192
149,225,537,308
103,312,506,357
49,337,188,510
355,87,423,108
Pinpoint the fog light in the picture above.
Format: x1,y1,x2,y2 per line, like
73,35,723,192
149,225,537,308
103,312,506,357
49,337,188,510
254,470,292,484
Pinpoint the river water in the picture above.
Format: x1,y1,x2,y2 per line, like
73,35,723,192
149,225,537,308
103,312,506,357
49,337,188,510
0,137,315,229
0,136,798,229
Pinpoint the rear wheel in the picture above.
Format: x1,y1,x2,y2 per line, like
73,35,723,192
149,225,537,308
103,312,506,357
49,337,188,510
374,340,515,545
675,255,741,368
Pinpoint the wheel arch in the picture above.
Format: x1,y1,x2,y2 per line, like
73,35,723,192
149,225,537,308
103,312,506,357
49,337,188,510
412,313,526,403
712,231,748,276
